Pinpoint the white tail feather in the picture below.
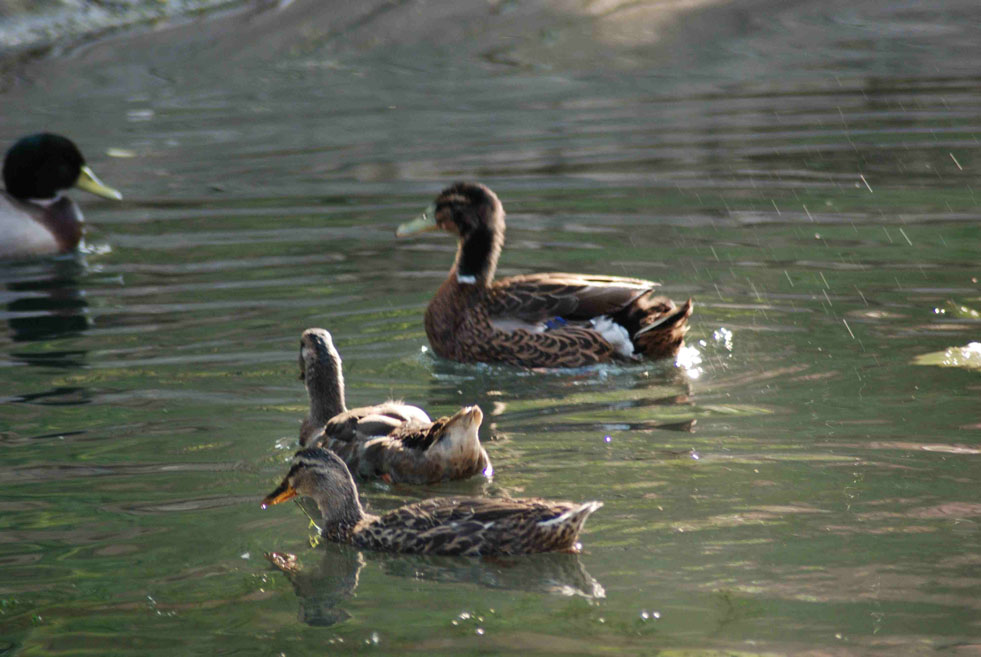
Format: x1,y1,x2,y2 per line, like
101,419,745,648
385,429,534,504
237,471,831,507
590,316,634,357
538,501,603,528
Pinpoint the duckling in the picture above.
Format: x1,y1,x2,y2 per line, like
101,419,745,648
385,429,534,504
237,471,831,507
1,133,122,259
396,182,693,368
262,447,601,556
298,328,491,484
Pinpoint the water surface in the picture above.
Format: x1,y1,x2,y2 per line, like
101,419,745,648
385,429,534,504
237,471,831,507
1,1,979,655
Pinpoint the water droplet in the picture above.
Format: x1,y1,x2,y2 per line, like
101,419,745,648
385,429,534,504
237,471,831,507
713,327,734,351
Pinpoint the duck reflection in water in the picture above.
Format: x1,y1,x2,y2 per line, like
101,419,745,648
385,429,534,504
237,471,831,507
2,257,92,371
265,542,603,627
424,356,698,441
265,545,365,627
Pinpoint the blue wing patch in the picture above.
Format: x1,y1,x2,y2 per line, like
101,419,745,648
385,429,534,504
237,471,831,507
544,317,568,330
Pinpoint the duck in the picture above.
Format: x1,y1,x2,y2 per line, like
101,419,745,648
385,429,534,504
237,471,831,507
262,447,602,556
1,133,122,259
297,328,491,484
396,182,693,368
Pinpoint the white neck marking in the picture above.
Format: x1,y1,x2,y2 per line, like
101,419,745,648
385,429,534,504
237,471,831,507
456,273,477,284
28,193,63,207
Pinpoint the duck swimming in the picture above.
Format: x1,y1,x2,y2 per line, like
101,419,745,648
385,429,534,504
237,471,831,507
396,182,693,368
298,328,491,484
262,447,601,556
1,133,122,259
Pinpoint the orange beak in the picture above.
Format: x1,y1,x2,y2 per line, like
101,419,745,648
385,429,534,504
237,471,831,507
261,480,297,509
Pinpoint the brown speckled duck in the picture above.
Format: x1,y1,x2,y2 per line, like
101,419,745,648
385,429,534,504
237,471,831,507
396,182,693,368
1,134,122,259
262,448,601,556
298,328,491,484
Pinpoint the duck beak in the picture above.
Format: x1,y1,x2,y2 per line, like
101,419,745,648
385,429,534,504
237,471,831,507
75,165,123,201
396,203,438,237
261,480,298,509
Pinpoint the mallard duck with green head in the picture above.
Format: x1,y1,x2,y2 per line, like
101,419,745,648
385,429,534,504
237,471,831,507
397,182,693,368
1,133,122,259
298,328,491,484
262,447,601,556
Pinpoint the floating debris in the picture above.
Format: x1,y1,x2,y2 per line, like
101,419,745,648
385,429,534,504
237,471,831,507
934,300,980,319
912,343,981,371
106,148,137,158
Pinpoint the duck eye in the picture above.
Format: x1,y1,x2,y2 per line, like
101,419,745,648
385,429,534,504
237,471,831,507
437,206,467,234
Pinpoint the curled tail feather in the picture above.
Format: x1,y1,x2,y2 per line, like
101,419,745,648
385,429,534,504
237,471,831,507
617,296,692,360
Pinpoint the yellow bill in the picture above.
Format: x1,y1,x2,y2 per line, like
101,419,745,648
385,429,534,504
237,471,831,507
396,203,438,237
75,165,123,201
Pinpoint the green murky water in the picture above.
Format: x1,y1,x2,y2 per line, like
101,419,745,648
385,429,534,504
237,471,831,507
1,1,979,655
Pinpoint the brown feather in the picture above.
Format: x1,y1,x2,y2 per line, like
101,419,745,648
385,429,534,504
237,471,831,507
353,408,491,484
355,497,601,556
487,273,656,322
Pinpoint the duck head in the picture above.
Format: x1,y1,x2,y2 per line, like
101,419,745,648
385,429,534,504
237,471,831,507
3,133,121,202
397,182,505,285
262,448,365,530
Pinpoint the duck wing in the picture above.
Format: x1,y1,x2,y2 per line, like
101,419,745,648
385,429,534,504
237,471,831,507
322,403,431,446
391,416,448,451
359,497,594,555
486,273,658,323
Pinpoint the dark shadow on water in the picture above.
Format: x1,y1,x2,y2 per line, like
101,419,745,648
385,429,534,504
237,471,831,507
8,386,92,406
5,349,87,368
